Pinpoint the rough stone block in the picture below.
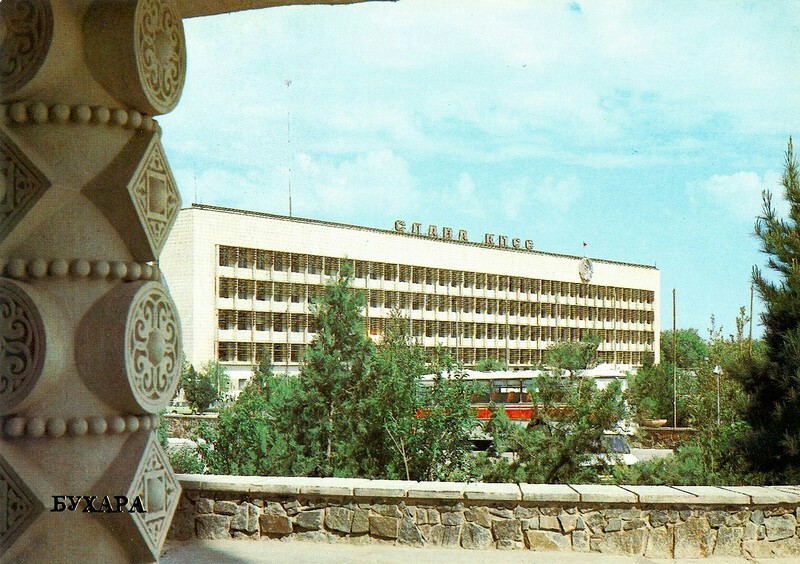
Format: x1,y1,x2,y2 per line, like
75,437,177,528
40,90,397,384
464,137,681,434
259,514,292,535
623,518,646,531
442,525,461,547
465,506,492,528
423,524,443,545
295,509,324,530
373,504,403,518
441,511,465,526
351,508,370,534
714,526,743,556
214,500,238,516
604,518,621,533
369,515,399,539
645,524,673,558
263,501,286,516
750,509,764,524
572,530,590,552
427,508,441,525
674,516,712,558
492,518,522,541
398,516,424,546
488,507,514,519
514,506,538,519
195,498,214,514
765,514,796,541
521,517,538,531
325,506,353,534
581,511,605,534
708,510,727,528
231,502,259,533
495,539,516,550
540,515,560,531
461,522,493,549
415,508,427,524
558,514,578,533
196,514,230,539
771,537,800,557
743,539,772,559
525,530,570,551
598,529,647,556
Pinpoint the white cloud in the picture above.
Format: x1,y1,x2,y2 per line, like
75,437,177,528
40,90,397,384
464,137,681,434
690,170,784,221
532,176,583,212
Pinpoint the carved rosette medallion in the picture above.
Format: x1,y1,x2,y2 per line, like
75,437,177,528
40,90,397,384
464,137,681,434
128,434,180,558
1,132,51,241
125,282,180,413
0,455,44,557
128,137,180,258
0,280,44,415
134,0,186,114
0,0,54,97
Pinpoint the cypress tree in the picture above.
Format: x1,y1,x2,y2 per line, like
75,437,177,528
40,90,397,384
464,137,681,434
736,137,800,482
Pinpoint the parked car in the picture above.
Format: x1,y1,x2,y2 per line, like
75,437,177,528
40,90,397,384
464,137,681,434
165,400,194,415
584,432,639,467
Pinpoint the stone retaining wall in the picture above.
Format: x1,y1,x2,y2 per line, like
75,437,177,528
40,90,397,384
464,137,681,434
168,476,800,559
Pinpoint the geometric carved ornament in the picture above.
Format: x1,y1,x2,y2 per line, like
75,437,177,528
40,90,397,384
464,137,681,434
128,434,181,559
0,0,54,97
0,454,44,557
126,282,181,413
128,136,180,259
0,131,51,241
0,280,44,415
135,0,186,114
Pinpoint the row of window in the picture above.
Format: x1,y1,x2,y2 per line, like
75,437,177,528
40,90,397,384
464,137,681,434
218,246,656,304
218,280,655,324
218,309,655,345
217,341,646,367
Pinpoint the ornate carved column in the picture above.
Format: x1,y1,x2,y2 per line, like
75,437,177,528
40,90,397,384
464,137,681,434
1,0,185,560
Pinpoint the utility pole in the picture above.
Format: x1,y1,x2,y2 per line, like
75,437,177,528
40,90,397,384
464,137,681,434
673,288,677,429
749,283,754,357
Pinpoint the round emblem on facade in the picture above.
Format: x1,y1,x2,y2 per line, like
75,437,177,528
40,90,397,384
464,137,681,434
0,280,44,415
579,257,593,283
134,0,186,114
0,0,54,97
125,282,181,412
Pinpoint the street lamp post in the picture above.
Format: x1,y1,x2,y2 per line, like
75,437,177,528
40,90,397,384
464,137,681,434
713,365,722,427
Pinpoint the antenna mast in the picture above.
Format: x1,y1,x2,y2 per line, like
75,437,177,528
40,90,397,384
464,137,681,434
285,79,292,217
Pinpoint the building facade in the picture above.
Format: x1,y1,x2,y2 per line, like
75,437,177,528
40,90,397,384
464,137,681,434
160,204,660,390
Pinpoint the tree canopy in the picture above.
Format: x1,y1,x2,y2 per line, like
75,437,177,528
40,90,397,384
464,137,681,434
733,137,800,483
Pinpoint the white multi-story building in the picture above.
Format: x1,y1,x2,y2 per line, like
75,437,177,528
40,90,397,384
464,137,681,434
160,204,660,391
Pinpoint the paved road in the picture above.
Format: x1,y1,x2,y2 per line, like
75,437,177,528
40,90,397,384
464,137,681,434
161,539,796,564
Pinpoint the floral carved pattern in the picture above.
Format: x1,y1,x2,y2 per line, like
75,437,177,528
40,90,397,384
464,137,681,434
0,0,53,96
134,0,185,114
0,280,43,415
0,132,51,241
128,435,180,557
125,282,180,413
128,137,180,259
0,455,43,556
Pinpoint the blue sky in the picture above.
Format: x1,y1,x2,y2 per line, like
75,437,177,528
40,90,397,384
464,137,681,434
159,0,800,339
